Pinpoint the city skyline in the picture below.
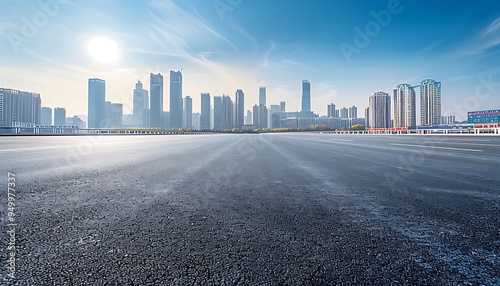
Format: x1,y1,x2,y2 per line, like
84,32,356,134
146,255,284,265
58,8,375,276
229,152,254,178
1,1,499,119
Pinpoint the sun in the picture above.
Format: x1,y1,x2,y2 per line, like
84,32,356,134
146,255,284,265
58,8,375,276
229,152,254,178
88,37,119,63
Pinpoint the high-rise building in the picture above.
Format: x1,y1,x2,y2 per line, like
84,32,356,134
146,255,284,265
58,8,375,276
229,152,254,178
280,101,286,112
133,80,149,126
0,89,40,127
221,95,233,130
0,89,15,126
259,104,268,129
245,110,252,125
259,86,266,106
210,107,214,130
105,101,112,127
150,73,164,128
348,106,358,119
393,83,416,128
54,107,66,126
269,105,280,128
301,80,311,113
420,79,442,126
253,104,268,129
88,78,106,128
369,91,391,128
200,93,211,130
0,89,42,127
340,107,349,119
41,107,52,126
327,103,336,118
192,112,201,130
252,105,259,128
235,89,245,129
111,103,123,128
365,107,370,128
20,91,39,126
33,94,41,126
183,96,193,129
213,96,222,131
162,111,170,130
143,109,150,128
169,70,182,129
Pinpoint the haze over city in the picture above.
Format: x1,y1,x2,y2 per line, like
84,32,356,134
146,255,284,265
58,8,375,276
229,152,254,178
1,0,500,119
1,1,500,285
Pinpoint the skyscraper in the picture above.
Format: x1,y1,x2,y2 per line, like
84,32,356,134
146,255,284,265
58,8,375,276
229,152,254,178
213,96,222,131
259,86,266,106
143,109,150,128
33,93,41,126
280,101,286,112
200,93,211,130
259,104,268,128
133,80,149,126
253,104,268,129
41,107,52,126
420,79,442,126
169,70,182,129
235,89,244,129
19,92,34,125
0,89,42,127
393,83,416,128
369,91,391,128
327,103,336,118
150,73,164,128
268,104,280,128
111,103,123,128
105,101,112,127
221,95,233,130
348,106,358,119
183,96,193,129
162,111,170,130
245,110,252,125
340,107,348,119
365,107,370,128
88,78,106,128
301,80,311,113
54,107,66,126
192,112,201,130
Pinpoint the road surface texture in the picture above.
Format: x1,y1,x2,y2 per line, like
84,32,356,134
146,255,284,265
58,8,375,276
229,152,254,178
1,134,499,285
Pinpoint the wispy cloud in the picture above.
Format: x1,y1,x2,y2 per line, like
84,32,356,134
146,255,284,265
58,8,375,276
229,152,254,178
461,17,500,54
145,0,236,53
281,59,302,66
483,17,500,37
261,42,276,68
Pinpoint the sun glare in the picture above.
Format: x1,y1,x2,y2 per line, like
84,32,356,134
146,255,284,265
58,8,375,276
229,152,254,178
88,37,119,63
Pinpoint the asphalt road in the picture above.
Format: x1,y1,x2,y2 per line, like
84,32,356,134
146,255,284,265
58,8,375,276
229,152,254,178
1,134,499,285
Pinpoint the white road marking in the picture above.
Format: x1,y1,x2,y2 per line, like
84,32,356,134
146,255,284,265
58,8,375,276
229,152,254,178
0,146,74,152
389,143,483,152
423,141,500,147
439,139,491,142
330,139,354,142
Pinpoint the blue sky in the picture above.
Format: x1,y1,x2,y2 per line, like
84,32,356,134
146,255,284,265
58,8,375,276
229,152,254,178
1,0,500,120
